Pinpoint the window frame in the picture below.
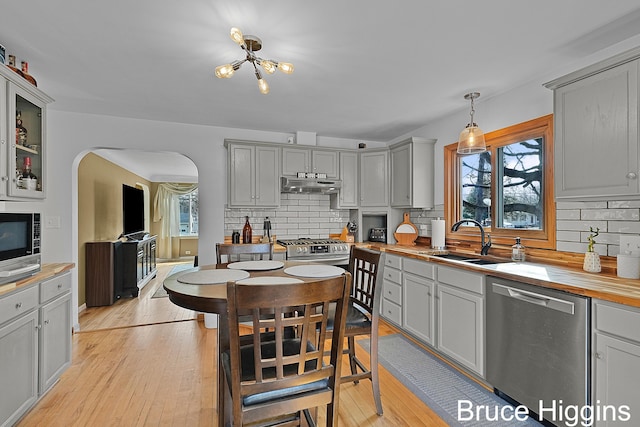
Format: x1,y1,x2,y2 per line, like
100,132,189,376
178,189,199,236
444,114,555,250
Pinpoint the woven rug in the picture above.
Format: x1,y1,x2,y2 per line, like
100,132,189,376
358,334,543,426
151,264,194,298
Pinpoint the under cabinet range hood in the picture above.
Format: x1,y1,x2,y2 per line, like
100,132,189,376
280,176,342,194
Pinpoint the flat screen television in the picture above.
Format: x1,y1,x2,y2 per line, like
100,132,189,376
122,184,145,237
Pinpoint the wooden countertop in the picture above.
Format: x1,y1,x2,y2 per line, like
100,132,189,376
0,263,75,297
362,243,640,308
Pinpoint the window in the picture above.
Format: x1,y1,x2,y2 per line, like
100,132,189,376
445,115,555,249
178,189,198,236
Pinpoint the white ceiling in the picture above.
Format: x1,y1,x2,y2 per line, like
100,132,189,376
4,1,640,180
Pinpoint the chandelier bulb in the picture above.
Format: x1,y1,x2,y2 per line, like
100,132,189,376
230,27,245,46
258,78,270,94
215,63,235,79
260,60,277,74
278,62,294,74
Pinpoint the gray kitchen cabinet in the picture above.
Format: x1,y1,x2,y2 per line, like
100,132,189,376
592,299,640,426
39,273,72,393
390,137,436,209
0,271,72,427
402,258,435,346
330,151,358,209
282,147,338,178
380,254,402,326
436,266,485,376
545,47,640,199
360,149,389,207
0,287,39,427
226,141,280,207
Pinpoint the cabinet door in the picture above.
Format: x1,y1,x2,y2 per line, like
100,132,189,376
255,146,280,206
360,150,389,207
0,77,6,199
391,143,411,207
0,310,38,426
282,147,310,175
331,151,358,208
228,144,255,206
437,283,484,376
403,272,435,346
312,150,338,178
8,82,47,199
39,293,72,393
594,333,640,426
554,59,639,199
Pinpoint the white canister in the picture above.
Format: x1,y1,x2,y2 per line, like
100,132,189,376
617,252,640,279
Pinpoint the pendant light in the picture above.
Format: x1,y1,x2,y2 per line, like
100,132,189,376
215,27,294,94
457,92,486,154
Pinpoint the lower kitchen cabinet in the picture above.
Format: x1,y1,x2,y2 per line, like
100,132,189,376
592,299,640,426
403,258,435,346
381,254,402,326
0,270,72,427
436,266,485,377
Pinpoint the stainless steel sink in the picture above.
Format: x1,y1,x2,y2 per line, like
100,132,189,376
431,253,510,265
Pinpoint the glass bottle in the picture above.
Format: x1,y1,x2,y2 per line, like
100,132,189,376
16,110,27,146
242,216,252,244
231,230,240,244
511,237,526,262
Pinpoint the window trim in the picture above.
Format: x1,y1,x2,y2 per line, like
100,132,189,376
444,114,555,250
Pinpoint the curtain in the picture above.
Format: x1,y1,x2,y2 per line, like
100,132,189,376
153,183,197,259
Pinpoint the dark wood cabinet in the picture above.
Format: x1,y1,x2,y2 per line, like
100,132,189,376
85,236,157,307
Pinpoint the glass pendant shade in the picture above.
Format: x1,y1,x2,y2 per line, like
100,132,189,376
215,64,235,78
278,62,294,74
258,78,270,94
230,27,244,45
457,125,486,154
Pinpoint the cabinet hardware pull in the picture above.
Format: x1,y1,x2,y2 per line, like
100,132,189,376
595,352,603,360
627,172,638,179
44,320,49,325
15,302,22,309
58,283,63,288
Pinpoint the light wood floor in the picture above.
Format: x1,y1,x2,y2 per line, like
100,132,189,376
17,262,448,427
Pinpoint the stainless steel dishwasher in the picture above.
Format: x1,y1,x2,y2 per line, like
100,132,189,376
486,276,590,427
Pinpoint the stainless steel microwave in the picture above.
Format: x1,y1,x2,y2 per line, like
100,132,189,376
0,213,41,284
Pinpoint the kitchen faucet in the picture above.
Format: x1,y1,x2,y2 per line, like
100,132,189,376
451,219,492,255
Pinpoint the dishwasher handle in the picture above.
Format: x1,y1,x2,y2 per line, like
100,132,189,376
491,283,575,315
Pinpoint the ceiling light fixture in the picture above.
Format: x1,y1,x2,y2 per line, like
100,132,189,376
215,27,294,95
457,92,486,154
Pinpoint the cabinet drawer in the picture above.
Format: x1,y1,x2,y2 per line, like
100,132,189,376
0,285,38,325
595,300,640,343
383,280,402,305
384,254,402,269
382,267,401,284
404,258,434,279
382,299,402,325
40,272,71,303
437,266,484,295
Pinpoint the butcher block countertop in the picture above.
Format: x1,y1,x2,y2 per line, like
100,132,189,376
363,243,640,309
0,263,75,297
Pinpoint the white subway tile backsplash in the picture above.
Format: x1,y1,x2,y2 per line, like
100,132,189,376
581,208,640,221
556,209,581,220
556,231,581,242
556,201,608,209
556,220,607,232
608,200,640,208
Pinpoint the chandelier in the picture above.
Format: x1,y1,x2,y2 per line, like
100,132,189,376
215,27,294,95
457,92,486,154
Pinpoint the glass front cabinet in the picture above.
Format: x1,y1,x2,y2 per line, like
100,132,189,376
0,65,53,200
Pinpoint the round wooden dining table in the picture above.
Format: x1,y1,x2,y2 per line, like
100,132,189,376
163,261,347,426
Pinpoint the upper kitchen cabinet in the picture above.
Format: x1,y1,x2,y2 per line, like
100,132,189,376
545,47,640,200
390,137,436,209
360,149,389,207
282,147,338,178
0,65,53,200
330,151,358,209
225,140,280,208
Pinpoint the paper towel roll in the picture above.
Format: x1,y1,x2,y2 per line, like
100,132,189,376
431,219,446,249
617,253,640,279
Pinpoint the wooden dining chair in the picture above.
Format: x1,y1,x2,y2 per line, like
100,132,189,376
216,242,274,264
333,246,384,415
222,273,351,427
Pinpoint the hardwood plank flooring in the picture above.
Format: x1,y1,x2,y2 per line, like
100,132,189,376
17,262,449,426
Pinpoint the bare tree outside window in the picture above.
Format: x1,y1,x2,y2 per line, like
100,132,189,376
460,152,492,225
